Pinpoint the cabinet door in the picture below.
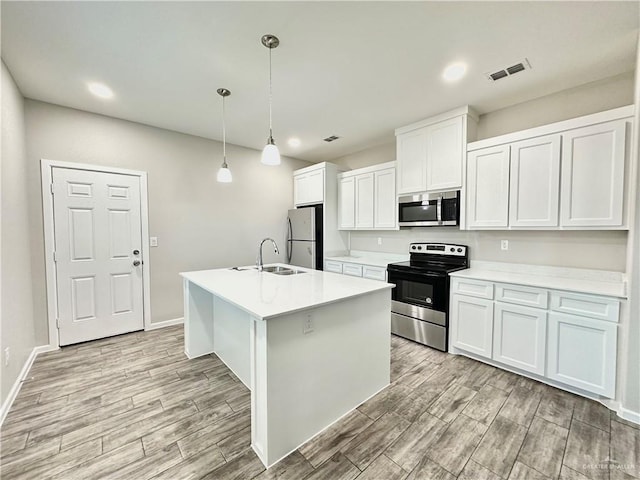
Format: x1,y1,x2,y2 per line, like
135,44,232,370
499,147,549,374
293,174,307,206
396,127,428,195
450,294,493,358
547,312,617,398
493,303,547,375
355,173,374,229
467,146,510,228
374,168,396,229
426,116,464,191
306,169,325,204
509,135,561,227
338,176,356,229
560,120,626,227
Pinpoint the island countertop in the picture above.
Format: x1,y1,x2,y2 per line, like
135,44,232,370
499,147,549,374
180,263,394,320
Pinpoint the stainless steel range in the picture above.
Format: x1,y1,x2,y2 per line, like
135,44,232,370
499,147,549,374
386,243,469,351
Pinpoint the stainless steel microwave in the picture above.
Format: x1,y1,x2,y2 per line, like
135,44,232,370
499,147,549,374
398,190,460,227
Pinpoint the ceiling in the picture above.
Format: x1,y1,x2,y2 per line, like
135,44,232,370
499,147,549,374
2,1,638,162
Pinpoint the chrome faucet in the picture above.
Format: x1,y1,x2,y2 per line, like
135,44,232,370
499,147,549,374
257,238,279,272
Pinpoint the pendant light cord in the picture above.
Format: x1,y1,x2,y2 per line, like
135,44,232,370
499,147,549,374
268,46,273,139
222,94,227,163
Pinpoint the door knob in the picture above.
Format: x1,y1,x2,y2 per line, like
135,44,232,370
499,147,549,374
133,260,141,267
133,249,140,255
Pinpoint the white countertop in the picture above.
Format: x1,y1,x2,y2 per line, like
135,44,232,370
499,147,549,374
325,250,409,268
450,261,627,298
180,263,394,320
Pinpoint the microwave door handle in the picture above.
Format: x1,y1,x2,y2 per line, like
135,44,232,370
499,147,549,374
436,197,443,223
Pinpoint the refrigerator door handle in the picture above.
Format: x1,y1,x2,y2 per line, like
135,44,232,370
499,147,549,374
286,217,293,263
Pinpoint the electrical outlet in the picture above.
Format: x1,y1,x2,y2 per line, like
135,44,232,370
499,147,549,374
501,240,509,251
303,314,314,334
4,347,10,366
150,237,158,247
377,237,383,245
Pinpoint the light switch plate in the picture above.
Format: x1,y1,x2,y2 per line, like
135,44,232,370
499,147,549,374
150,237,158,247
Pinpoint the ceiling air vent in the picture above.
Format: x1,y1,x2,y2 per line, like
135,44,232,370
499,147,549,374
323,135,340,142
486,58,531,82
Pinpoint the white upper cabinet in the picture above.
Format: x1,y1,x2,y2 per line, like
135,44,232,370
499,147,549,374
560,120,626,227
426,116,464,192
396,106,477,195
374,168,397,228
466,105,633,231
467,145,511,228
396,128,428,195
338,176,355,229
355,173,374,229
294,168,324,206
338,162,397,231
509,134,561,227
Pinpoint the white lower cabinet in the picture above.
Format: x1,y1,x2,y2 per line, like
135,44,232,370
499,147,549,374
324,259,387,281
342,263,363,277
547,312,617,398
493,303,546,375
450,277,620,398
324,260,343,274
450,295,493,359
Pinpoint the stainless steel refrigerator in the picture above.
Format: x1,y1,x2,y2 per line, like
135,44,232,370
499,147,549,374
286,205,323,270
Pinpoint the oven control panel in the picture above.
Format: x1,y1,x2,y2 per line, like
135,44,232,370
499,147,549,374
409,243,467,256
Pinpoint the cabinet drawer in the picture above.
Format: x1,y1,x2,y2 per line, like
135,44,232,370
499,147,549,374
362,265,386,281
496,283,548,309
550,291,619,323
451,278,493,299
342,263,363,277
324,260,343,274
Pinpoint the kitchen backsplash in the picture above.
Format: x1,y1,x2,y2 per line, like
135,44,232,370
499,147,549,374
349,229,628,272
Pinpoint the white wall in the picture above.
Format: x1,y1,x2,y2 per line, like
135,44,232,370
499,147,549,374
1,61,41,405
24,100,311,340
477,72,635,140
332,73,634,272
332,142,396,171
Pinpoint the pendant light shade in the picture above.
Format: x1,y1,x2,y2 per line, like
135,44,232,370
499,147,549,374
216,165,232,183
261,34,281,166
216,88,232,183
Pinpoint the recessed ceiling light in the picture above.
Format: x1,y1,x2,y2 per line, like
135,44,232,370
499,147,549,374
88,82,114,99
288,138,301,147
442,62,467,82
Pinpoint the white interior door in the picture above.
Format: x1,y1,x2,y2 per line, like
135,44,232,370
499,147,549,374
52,167,144,345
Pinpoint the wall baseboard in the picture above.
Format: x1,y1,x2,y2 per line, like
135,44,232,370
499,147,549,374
617,406,640,425
145,317,184,331
0,344,58,426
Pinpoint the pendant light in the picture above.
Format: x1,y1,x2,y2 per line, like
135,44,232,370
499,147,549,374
216,88,232,183
261,34,281,166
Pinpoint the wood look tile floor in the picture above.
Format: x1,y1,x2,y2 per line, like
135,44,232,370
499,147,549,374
1,326,638,480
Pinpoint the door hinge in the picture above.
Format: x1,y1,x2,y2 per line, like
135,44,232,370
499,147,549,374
56,318,60,328
50,183,54,195
53,251,57,262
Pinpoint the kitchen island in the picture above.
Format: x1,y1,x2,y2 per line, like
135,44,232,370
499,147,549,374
180,264,393,468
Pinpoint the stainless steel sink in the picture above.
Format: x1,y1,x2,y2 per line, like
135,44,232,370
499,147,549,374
262,266,306,275
261,266,291,273
230,266,305,275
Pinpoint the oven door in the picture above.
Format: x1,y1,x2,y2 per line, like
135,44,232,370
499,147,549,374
388,269,448,314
